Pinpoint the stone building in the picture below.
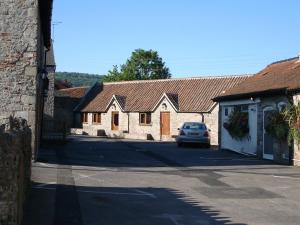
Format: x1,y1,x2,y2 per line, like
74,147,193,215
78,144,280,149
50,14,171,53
0,0,53,159
54,86,89,130
43,43,56,120
0,0,53,224
73,76,249,145
214,56,300,165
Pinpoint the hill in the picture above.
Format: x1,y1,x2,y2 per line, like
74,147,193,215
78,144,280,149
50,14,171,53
55,72,104,87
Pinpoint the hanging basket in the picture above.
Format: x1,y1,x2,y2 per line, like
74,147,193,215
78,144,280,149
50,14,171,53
223,109,249,140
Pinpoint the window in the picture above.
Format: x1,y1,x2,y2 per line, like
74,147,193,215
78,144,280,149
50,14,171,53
234,104,248,112
183,122,206,130
139,112,151,125
92,113,101,124
162,103,167,110
224,107,229,116
82,112,88,123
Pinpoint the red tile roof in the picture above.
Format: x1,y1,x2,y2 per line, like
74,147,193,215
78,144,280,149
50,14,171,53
214,57,300,101
56,86,89,99
81,76,249,113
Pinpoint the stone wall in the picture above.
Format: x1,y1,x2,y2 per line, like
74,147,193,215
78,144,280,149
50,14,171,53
0,117,32,225
0,0,46,158
43,71,55,119
79,98,219,145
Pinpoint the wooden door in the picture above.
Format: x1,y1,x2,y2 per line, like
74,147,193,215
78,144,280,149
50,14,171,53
160,112,170,136
111,111,119,131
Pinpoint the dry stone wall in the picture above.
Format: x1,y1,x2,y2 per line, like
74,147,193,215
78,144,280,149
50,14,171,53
0,117,32,225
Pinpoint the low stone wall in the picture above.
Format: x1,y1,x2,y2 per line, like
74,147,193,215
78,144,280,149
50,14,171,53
0,117,32,225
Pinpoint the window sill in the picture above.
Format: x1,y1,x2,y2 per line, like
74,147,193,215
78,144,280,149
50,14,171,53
139,123,152,126
92,123,102,125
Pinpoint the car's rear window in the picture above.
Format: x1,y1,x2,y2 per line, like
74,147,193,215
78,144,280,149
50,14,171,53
183,123,206,130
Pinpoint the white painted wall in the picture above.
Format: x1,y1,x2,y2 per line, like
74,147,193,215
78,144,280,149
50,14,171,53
220,103,258,155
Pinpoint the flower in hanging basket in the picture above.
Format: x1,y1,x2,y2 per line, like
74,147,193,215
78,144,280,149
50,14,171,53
224,108,249,140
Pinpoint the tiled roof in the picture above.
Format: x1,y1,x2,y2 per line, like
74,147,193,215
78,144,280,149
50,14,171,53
54,80,72,90
56,87,89,99
81,76,249,113
165,93,179,110
214,57,300,101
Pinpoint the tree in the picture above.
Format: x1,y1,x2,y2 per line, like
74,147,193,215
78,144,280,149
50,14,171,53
103,49,171,82
104,65,122,82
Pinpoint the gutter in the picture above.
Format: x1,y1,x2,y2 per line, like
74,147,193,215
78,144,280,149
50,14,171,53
213,88,287,102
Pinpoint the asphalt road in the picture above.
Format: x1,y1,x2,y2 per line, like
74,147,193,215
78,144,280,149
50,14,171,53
23,136,300,225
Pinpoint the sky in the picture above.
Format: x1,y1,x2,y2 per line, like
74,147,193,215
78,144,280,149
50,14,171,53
52,0,300,78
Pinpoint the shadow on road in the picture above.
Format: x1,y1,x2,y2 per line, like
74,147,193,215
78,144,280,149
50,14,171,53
37,136,276,169
23,182,247,225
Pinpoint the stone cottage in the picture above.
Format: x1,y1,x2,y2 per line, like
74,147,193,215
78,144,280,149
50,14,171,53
74,76,249,145
214,56,300,165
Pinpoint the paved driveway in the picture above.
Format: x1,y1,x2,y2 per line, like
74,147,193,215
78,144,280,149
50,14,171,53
23,136,300,225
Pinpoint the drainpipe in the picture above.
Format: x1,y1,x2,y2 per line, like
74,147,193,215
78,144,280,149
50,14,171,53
127,113,130,133
200,113,204,123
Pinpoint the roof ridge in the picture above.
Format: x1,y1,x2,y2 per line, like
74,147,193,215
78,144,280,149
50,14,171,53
269,57,298,66
103,74,252,85
59,86,89,90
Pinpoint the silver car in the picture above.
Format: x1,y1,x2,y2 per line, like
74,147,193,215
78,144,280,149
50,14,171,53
176,122,210,147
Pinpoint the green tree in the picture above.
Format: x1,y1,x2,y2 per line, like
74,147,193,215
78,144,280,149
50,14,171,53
103,49,171,82
103,65,122,82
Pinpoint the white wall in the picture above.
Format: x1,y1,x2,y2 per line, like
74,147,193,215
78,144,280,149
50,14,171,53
220,102,258,155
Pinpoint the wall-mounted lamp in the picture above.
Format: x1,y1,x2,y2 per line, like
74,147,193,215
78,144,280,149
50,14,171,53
41,69,49,97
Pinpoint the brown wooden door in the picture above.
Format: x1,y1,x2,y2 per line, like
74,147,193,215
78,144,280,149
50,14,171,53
160,112,170,136
111,111,119,131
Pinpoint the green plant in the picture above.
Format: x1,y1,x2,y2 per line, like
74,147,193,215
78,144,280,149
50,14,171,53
265,111,289,142
104,49,171,82
223,108,249,140
282,103,300,144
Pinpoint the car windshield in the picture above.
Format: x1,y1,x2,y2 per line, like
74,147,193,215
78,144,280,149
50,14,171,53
183,123,206,130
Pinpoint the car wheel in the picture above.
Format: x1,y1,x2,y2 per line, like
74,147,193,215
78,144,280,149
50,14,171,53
177,142,183,147
205,143,211,149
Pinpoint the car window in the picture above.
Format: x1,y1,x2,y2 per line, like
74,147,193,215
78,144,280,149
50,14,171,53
183,123,205,130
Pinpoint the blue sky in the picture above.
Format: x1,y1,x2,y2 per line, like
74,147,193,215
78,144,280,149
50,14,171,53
53,0,300,78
